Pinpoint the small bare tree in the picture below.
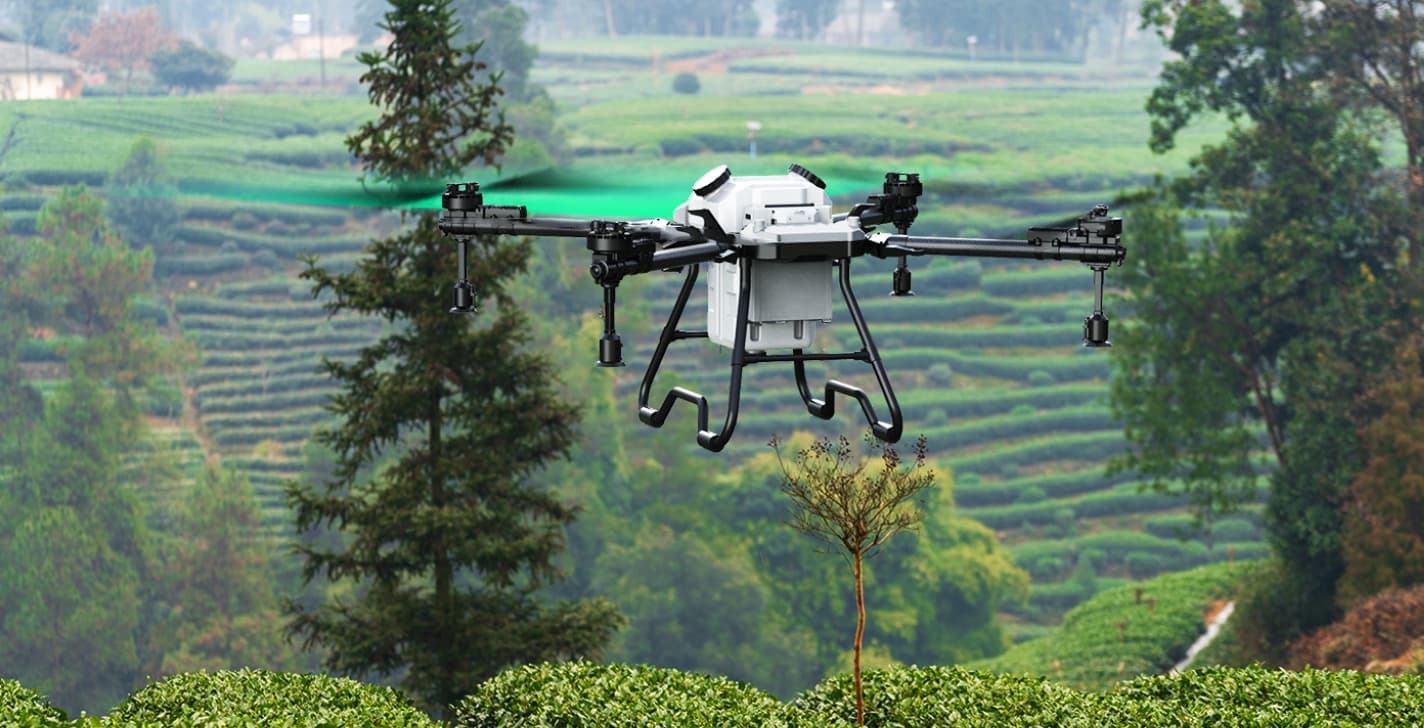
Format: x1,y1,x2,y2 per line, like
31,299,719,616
770,432,935,726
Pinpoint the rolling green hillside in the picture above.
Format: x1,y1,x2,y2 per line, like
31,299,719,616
0,40,1250,642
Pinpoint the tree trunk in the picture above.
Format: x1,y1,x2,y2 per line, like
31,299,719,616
1407,132,1423,268
603,0,617,39
854,549,866,726
430,385,452,717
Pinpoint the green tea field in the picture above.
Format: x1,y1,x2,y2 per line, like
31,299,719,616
1,38,1250,643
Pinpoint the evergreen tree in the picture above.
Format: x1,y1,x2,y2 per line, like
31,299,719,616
285,0,620,717
0,369,149,716
151,466,300,675
106,137,180,250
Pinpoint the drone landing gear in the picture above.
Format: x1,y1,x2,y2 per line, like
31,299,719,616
786,259,902,443
638,259,903,453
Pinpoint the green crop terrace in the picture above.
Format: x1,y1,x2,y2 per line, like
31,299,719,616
0,39,1247,639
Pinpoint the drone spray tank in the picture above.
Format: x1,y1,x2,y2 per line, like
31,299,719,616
676,163,845,353
438,163,1124,452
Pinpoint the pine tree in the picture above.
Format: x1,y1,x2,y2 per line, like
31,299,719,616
284,0,620,717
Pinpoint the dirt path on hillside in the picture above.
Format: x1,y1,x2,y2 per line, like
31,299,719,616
660,48,793,74
166,295,220,466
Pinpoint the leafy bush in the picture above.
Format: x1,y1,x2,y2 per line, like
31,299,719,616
974,562,1247,689
0,677,68,726
791,666,1096,727
104,669,434,727
926,362,953,386
1107,666,1424,726
454,661,799,727
151,40,234,93
673,72,701,94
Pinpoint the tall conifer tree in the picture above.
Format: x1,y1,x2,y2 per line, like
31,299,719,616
284,0,620,716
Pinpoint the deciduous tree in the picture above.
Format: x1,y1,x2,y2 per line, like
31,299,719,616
69,7,176,95
772,433,936,726
1120,0,1410,649
149,40,234,95
1338,334,1424,607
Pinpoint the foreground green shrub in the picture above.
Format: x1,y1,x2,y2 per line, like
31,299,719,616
1106,666,1424,726
455,661,800,727
792,666,1097,727
105,669,434,727
974,562,1246,689
0,678,68,726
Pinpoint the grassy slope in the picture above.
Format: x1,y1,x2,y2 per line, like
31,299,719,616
1,40,1252,634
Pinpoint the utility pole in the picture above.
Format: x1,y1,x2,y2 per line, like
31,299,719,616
857,0,865,46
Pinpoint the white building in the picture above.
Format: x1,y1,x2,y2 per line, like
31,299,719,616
0,41,80,100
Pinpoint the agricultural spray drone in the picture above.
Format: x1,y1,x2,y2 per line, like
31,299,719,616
439,163,1124,452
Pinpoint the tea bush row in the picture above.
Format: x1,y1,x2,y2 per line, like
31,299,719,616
1144,513,1262,543
188,359,323,388
2,211,38,235
969,487,1185,530
204,406,328,434
974,562,1246,689
948,430,1125,476
155,253,250,277
982,266,1094,297
176,295,325,319
198,342,361,369
196,371,330,400
179,312,379,339
896,382,1104,419
7,658,1422,726
103,669,433,727
856,292,1013,323
195,389,333,415
915,406,1108,456
174,223,365,256
0,677,67,727
886,346,1109,382
189,327,371,351
211,423,315,448
182,201,349,227
955,466,1137,507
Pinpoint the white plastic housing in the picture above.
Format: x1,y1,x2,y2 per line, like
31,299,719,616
707,259,832,351
675,169,840,352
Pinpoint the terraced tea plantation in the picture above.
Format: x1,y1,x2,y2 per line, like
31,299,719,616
1,39,1255,635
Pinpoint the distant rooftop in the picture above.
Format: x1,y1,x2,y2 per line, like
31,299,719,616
0,41,79,73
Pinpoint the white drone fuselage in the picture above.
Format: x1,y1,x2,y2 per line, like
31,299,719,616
673,170,864,353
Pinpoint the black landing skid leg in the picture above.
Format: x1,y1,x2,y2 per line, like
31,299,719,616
637,262,748,452
787,259,903,443
638,258,903,452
